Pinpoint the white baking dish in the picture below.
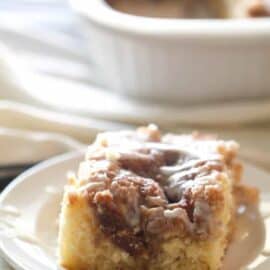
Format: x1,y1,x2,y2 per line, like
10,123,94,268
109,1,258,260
70,0,270,104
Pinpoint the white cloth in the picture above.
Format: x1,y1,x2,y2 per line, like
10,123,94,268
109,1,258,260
0,100,268,170
0,100,131,165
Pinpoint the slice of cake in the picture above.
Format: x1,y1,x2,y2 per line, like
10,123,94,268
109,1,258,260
106,0,270,18
58,125,258,270
226,0,270,17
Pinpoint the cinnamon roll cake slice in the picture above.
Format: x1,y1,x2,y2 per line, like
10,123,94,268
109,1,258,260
58,125,258,270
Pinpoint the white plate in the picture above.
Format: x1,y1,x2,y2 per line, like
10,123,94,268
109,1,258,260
0,151,269,270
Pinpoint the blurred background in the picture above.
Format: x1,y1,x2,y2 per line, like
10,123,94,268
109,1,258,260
0,0,270,268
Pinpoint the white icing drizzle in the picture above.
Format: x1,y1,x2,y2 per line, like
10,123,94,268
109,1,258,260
237,204,247,215
0,205,21,217
0,216,40,247
160,157,220,176
78,182,106,193
0,216,57,257
161,160,201,176
0,205,20,231
13,229,56,256
14,231,40,245
0,212,39,246
0,217,16,228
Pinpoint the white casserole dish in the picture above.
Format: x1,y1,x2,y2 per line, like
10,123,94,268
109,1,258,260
70,0,270,104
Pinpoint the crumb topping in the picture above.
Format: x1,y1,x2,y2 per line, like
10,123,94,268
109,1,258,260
246,0,270,16
75,126,241,256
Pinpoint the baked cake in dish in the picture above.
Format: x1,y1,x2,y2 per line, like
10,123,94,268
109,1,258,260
106,0,270,18
58,125,258,270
